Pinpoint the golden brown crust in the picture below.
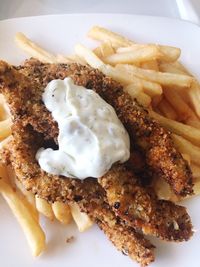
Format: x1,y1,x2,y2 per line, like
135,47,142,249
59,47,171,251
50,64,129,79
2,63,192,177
12,58,193,197
0,59,194,265
100,165,192,241
4,122,155,266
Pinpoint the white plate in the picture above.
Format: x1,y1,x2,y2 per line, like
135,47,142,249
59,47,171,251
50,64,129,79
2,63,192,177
0,14,200,267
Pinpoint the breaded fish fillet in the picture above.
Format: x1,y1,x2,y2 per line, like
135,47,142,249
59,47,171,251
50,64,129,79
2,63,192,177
6,58,193,197
4,121,155,267
0,59,194,265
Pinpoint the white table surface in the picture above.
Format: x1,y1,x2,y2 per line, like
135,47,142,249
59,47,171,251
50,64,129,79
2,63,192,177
0,0,199,24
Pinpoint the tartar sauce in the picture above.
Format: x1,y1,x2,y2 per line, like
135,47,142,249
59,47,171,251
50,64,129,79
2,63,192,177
36,78,130,179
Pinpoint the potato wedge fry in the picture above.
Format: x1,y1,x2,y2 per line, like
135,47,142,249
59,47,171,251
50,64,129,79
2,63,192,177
149,110,200,146
104,46,159,65
118,64,193,87
52,201,72,225
70,203,93,232
0,165,45,256
157,98,178,120
35,196,54,221
93,41,115,58
172,134,200,165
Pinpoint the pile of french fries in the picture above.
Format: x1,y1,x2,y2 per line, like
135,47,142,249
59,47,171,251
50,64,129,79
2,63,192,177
1,25,200,257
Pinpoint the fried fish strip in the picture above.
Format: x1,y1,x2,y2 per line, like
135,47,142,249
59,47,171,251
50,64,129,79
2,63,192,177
99,166,192,241
0,59,193,242
2,122,154,267
4,58,192,197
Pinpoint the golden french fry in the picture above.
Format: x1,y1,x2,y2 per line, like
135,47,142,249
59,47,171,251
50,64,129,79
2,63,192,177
104,46,159,65
0,94,10,120
0,118,12,140
191,164,200,178
55,54,74,63
118,64,193,87
52,201,72,225
188,80,200,118
15,32,58,63
157,98,178,120
193,180,200,195
75,44,104,69
181,153,191,165
141,60,159,71
93,41,115,58
159,61,192,75
88,26,181,62
70,203,93,232
115,64,163,96
149,110,200,146
151,95,163,108
158,45,181,62
0,135,12,150
88,26,133,47
66,54,88,64
124,83,151,107
0,165,45,256
163,87,200,125
172,134,200,165
35,196,54,220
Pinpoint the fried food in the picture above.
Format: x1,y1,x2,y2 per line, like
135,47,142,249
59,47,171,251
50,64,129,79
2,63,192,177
0,59,194,265
10,59,193,197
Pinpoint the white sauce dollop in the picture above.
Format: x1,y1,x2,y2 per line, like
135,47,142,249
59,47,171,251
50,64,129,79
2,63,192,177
36,78,130,179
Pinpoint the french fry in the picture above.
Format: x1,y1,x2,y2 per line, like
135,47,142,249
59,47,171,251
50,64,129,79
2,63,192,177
0,135,12,150
188,80,200,118
191,164,200,178
181,153,191,165
35,196,54,221
152,94,163,108
0,165,45,256
52,201,72,225
0,118,12,140
124,83,151,107
141,60,159,71
193,180,200,195
15,32,58,63
103,46,159,65
163,87,200,125
0,94,10,120
172,134,200,165
70,203,93,232
159,61,192,75
88,26,181,62
149,110,200,146
88,26,133,47
93,41,115,58
117,64,193,87
115,64,163,96
158,98,178,120
75,44,104,69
